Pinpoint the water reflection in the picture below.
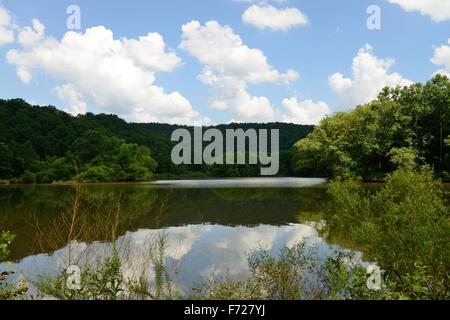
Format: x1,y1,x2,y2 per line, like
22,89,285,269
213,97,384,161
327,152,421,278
0,179,342,296
0,182,329,261
152,177,327,189
2,222,356,296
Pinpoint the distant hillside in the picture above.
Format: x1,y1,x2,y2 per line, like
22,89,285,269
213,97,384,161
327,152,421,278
0,99,314,181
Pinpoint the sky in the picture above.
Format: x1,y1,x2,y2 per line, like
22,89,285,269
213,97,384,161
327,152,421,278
0,0,449,125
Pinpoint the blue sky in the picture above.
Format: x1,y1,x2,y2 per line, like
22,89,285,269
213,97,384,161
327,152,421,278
0,0,449,125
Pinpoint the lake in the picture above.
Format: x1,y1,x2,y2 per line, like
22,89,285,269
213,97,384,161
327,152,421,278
0,178,375,296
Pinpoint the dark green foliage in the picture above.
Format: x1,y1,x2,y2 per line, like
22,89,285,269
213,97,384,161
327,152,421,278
0,99,159,182
0,99,312,181
73,130,157,182
0,231,14,262
0,232,28,300
326,168,450,299
0,143,13,178
20,171,36,184
293,75,450,179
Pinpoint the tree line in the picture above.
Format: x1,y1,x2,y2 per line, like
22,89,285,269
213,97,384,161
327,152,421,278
0,99,313,183
1,75,448,183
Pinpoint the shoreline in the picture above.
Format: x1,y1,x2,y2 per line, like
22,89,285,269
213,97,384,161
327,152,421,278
1,176,449,187
0,176,329,187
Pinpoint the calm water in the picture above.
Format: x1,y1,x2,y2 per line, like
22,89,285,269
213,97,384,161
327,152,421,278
0,178,369,295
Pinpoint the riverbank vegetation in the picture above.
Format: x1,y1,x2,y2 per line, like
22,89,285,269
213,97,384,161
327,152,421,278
325,167,449,299
0,231,28,300
193,167,449,300
293,75,450,181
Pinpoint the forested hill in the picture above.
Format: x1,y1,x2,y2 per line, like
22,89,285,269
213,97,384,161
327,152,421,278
292,75,450,180
0,98,313,182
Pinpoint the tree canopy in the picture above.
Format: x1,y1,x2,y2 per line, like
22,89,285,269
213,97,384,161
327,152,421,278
293,75,450,179
0,99,313,182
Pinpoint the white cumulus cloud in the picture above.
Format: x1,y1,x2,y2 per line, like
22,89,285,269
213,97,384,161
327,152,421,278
0,6,14,46
6,20,200,124
242,4,309,31
180,20,299,122
54,84,87,116
387,0,450,22
279,98,331,125
329,44,412,109
431,38,450,78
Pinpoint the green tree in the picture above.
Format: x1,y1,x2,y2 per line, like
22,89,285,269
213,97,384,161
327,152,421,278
293,75,450,179
116,144,157,181
0,143,12,179
326,168,450,299
423,74,450,170
388,147,417,171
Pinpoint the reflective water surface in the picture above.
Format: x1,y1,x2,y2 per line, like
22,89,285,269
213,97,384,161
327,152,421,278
0,178,368,295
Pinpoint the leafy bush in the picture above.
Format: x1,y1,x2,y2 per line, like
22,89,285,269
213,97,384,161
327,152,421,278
0,231,14,262
36,249,124,300
191,244,380,300
20,170,36,184
0,232,28,300
326,168,450,299
78,164,116,182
